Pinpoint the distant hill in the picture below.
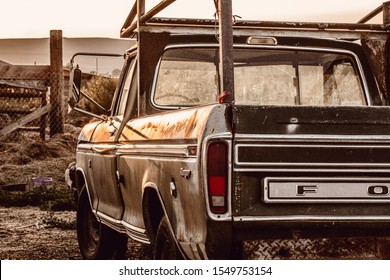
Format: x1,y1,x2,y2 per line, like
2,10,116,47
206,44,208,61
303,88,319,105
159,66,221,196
0,37,134,75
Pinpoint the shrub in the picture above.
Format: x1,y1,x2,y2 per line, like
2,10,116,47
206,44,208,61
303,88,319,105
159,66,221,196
78,76,118,115
0,185,76,211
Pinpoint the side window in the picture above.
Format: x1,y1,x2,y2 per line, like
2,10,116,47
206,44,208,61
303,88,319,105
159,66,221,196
115,56,136,116
153,48,219,107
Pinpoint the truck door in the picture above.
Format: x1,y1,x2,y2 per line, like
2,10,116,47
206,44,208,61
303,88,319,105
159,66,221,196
89,117,124,221
90,55,136,222
114,56,145,237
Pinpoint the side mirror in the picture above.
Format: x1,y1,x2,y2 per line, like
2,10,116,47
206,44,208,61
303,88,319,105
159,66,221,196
67,52,124,119
69,64,82,106
73,66,82,100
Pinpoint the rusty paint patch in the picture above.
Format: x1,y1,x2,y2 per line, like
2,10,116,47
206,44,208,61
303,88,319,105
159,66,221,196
119,106,215,142
78,121,101,142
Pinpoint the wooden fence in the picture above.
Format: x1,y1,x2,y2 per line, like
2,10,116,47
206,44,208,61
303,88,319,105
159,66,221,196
0,30,64,140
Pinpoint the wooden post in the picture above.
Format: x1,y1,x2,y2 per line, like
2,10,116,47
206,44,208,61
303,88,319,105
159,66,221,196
217,0,235,103
49,30,64,136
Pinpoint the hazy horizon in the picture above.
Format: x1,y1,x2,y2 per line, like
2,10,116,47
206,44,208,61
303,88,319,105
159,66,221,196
0,37,134,75
0,1,384,39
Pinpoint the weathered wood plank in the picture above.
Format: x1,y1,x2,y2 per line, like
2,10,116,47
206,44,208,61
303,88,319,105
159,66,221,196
0,91,45,98
0,104,51,136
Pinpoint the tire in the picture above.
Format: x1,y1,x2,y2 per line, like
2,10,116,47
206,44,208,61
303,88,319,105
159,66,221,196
153,216,182,260
77,186,128,259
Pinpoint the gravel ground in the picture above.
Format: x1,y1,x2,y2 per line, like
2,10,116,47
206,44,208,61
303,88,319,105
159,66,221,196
0,206,152,260
1,206,389,260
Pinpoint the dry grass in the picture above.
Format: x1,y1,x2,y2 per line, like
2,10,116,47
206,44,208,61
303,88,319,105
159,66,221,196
0,125,79,211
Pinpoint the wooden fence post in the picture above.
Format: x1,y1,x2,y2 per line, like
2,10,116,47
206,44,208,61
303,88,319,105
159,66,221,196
49,30,64,136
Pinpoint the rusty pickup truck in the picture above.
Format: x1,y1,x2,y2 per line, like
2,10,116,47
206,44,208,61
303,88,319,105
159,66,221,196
66,1,390,259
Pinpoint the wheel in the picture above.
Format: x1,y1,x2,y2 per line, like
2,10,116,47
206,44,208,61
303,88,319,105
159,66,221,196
153,216,182,259
77,186,128,259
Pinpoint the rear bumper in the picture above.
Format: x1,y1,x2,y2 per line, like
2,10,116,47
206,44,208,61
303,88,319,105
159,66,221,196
202,217,390,259
232,218,390,240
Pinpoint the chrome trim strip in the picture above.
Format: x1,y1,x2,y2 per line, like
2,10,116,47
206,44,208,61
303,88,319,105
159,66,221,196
96,211,150,244
78,143,116,149
264,177,390,204
234,142,390,168
237,143,390,149
117,144,197,157
122,220,151,244
235,133,390,142
234,167,390,173
233,215,390,222
77,143,116,153
96,211,125,233
236,162,390,168
121,220,147,234
78,143,197,158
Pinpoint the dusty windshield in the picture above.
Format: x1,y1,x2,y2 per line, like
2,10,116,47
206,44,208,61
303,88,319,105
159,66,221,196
153,47,366,107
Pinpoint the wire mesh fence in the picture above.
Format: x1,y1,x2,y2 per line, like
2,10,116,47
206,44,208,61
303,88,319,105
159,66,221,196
0,68,67,143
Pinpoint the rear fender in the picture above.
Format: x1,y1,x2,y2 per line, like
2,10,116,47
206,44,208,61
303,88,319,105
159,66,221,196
142,184,185,257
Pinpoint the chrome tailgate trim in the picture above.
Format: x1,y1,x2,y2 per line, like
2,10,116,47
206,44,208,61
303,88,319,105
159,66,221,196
264,177,390,203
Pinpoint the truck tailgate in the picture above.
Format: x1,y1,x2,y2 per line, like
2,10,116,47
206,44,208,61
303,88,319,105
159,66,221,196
232,105,390,225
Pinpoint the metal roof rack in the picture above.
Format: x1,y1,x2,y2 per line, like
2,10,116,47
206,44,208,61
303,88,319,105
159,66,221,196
121,0,390,38
120,0,390,103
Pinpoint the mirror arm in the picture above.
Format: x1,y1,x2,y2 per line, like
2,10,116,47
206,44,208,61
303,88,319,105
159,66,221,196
72,106,108,121
72,83,109,114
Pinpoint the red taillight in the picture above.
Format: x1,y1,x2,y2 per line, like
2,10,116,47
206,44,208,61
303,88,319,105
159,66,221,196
207,142,228,214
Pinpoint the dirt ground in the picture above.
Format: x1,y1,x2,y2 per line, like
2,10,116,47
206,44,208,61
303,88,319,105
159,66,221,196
2,206,389,260
0,206,152,260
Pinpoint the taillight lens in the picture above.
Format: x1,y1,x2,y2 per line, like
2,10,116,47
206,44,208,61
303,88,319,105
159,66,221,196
207,142,228,214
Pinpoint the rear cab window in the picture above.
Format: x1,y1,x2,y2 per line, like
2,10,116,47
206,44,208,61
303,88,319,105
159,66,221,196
152,46,367,108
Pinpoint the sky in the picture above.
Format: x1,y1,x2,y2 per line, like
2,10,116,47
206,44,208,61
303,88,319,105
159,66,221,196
0,0,386,39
